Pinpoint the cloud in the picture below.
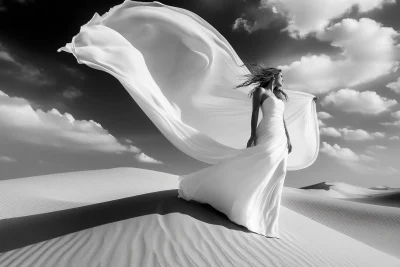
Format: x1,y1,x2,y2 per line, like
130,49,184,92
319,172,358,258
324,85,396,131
232,4,282,33
367,145,387,150
321,142,361,161
0,0,34,11
62,65,85,80
320,127,341,137
0,44,54,86
0,50,17,63
320,141,376,173
0,90,148,156
234,0,395,38
338,128,385,140
391,110,400,119
381,120,400,127
389,136,399,140
317,111,333,119
318,119,326,127
321,88,397,114
320,126,385,140
0,155,17,163
365,144,387,155
134,152,163,164
62,86,83,99
280,18,400,94
386,77,400,94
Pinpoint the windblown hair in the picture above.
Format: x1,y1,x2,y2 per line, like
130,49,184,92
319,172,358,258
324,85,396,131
234,62,288,102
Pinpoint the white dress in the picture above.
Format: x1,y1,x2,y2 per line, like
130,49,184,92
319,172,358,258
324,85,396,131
178,94,288,237
57,1,319,238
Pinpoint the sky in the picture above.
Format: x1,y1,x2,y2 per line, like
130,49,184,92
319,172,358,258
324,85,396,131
0,0,399,188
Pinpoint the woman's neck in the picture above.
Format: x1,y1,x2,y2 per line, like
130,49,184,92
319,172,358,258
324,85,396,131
266,84,275,93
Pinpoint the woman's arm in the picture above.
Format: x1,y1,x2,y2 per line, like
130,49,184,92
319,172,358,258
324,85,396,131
251,88,261,137
283,117,292,153
283,118,290,141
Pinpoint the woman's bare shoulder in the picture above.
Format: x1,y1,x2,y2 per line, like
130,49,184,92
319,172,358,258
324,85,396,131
258,87,273,98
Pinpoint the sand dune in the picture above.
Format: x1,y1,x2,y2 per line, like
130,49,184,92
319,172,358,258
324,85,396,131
0,168,179,219
1,168,399,266
300,181,399,198
283,187,400,258
300,181,400,208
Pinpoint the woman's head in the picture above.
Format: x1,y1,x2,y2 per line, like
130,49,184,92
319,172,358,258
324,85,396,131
234,62,288,101
257,67,282,90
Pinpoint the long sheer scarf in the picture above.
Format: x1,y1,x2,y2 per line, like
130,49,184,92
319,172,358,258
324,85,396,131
58,0,319,171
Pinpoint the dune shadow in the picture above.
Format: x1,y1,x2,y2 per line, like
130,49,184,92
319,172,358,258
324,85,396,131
300,182,333,191
0,189,251,253
342,192,400,208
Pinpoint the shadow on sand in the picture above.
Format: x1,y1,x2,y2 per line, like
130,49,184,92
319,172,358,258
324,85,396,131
0,189,250,253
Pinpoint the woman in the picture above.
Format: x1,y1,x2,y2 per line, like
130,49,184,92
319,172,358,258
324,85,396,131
178,65,292,238
58,1,319,239
242,65,291,151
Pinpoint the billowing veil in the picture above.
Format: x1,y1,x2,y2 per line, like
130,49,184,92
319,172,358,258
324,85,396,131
57,0,319,171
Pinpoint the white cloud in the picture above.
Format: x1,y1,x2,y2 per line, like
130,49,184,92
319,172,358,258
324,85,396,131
381,120,400,127
126,145,141,154
321,88,397,114
318,119,326,127
125,139,133,144
320,142,360,161
338,128,385,141
320,142,376,173
386,77,400,94
359,154,376,162
391,111,400,119
232,2,282,34
320,126,385,140
0,50,17,64
62,86,83,99
134,152,163,164
258,0,396,38
0,155,17,163
279,18,400,94
317,111,333,119
389,136,399,140
0,90,146,155
233,0,395,38
320,127,341,137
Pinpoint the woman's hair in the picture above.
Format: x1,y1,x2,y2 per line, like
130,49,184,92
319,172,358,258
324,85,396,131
234,61,288,102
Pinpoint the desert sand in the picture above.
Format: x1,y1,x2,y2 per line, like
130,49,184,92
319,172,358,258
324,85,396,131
0,167,399,266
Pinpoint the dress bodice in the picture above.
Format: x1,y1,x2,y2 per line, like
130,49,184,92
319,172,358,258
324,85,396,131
255,94,286,145
260,94,285,120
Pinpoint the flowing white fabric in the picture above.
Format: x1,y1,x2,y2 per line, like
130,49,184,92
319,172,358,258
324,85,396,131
57,0,320,237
